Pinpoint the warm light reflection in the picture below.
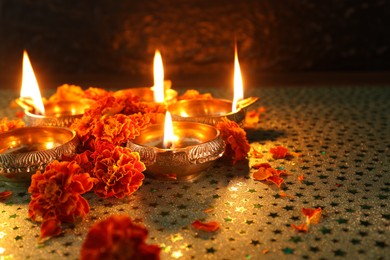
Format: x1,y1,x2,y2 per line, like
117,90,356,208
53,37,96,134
45,141,55,150
153,49,165,103
232,45,244,112
0,247,5,254
20,50,45,115
163,111,177,149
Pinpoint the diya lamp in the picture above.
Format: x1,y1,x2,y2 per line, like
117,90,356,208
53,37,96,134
169,45,258,125
127,111,225,181
0,126,79,186
114,50,178,105
16,51,91,127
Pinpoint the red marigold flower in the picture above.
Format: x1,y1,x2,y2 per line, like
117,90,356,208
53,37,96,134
302,207,322,225
191,220,220,232
28,160,95,240
80,215,161,260
91,142,145,199
216,119,250,164
270,146,289,159
0,191,12,201
0,117,25,133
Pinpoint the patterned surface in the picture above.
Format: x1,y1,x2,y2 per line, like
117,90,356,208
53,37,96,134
0,86,389,259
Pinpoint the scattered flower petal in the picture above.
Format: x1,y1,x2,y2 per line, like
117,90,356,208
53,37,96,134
279,191,294,198
291,223,309,233
298,175,304,182
302,207,322,225
0,191,12,200
191,220,220,232
250,146,264,158
270,146,289,159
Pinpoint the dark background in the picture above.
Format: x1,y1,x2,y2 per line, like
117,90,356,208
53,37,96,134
0,0,389,89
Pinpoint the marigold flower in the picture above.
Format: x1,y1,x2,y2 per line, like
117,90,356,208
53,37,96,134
0,117,25,133
49,84,85,101
191,220,220,232
80,215,161,260
92,113,151,146
216,119,250,164
179,89,213,100
91,142,145,199
28,160,95,240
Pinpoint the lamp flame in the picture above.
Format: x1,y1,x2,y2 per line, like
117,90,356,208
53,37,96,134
153,49,165,103
163,111,177,149
232,45,244,112
20,50,45,115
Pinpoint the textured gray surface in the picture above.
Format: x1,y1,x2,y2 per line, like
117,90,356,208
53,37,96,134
0,85,389,259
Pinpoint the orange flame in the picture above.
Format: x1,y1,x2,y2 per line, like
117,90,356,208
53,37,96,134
153,49,165,103
232,44,244,112
163,111,176,149
20,50,45,115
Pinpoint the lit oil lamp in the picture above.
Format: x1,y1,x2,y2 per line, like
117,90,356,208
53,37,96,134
114,50,177,104
127,111,225,181
16,51,91,127
0,126,79,185
169,45,258,125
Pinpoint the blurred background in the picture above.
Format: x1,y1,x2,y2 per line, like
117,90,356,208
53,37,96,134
0,0,389,89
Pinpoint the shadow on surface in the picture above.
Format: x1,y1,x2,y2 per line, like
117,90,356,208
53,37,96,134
245,128,286,142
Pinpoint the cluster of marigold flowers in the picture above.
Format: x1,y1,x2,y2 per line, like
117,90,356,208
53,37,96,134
0,85,253,247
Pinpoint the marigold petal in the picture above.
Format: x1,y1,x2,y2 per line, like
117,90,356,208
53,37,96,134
39,218,62,241
191,220,220,232
253,168,273,181
291,223,309,233
270,146,289,159
302,207,322,225
0,191,12,200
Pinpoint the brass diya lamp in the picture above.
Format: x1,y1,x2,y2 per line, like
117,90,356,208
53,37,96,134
0,126,79,185
115,50,177,105
127,112,225,181
169,96,258,125
16,50,91,127
17,98,92,127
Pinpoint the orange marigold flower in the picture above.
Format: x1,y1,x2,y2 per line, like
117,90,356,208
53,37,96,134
80,215,161,260
191,220,220,232
28,160,95,240
270,146,289,159
91,142,145,199
216,119,250,164
291,223,309,233
83,87,111,101
302,207,322,225
92,113,151,146
0,191,12,201
179,89,213,100
49,84,85,101
0,117,25,133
